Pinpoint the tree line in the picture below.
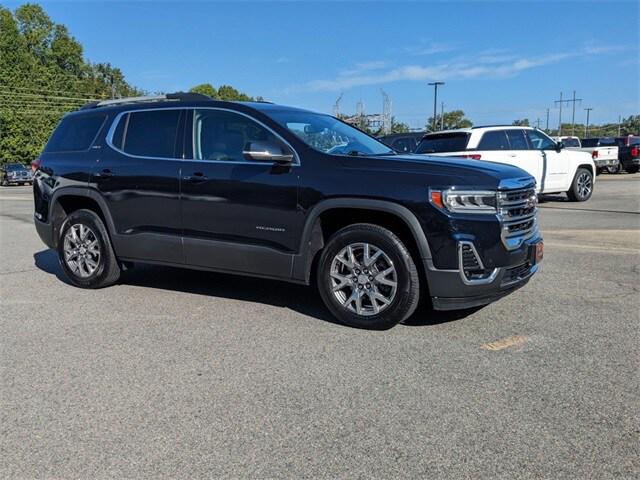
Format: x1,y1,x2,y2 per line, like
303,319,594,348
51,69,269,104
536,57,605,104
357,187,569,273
0,4,255,165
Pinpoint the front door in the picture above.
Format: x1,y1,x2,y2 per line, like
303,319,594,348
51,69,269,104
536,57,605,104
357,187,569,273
526,129,569,192
180,108,300,280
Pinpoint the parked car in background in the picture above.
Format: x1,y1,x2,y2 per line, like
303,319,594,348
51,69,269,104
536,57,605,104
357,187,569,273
552,136,619,175
32,93,542,330
553,135,581,148
1,163,33,186
612,136,640,174
576,137,619,174
416,126,596,201
378,132,425,153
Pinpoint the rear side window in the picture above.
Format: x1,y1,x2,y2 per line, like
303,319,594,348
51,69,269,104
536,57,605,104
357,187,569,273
112,110,181,158
505,129,529,150
597,138,616,146
477,130,510,150
45,114,107,152
562,138,580,147
415,133,470,153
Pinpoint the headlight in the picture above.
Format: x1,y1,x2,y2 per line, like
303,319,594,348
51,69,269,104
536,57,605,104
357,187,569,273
430,189,497,214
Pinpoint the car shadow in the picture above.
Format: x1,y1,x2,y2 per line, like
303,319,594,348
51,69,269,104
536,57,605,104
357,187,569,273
538,193,567,203
33,248,479,328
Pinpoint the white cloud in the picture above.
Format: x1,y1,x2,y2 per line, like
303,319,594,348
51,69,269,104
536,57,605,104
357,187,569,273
288,45,623,93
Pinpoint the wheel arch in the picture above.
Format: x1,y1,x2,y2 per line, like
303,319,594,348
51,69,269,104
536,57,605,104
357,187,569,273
292,198,432,284
49,188,116,248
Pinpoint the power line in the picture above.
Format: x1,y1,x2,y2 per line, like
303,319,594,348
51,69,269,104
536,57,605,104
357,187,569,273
0,90,98,101
8,85,107,97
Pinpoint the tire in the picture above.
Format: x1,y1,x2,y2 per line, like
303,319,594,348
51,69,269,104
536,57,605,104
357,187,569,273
566,168,593,202
626,166,639,174
1,178,7,187
316,223,420,330
607,163,622,174
57,209,120,288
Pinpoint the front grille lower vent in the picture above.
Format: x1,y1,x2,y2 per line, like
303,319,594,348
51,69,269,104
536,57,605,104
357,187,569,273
461,243,482,272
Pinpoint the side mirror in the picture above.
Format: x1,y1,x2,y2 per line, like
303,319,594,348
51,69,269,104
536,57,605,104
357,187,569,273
243,140,294,163
554,141,565,152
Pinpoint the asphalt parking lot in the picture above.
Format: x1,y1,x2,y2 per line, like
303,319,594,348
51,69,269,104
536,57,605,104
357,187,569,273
1,175,639,479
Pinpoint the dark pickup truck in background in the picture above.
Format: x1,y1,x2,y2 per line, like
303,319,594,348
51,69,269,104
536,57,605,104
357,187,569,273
613,136,640,174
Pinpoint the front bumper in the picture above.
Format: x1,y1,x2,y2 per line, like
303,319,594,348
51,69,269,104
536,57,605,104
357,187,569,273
425,234,542,311
34,216,55,249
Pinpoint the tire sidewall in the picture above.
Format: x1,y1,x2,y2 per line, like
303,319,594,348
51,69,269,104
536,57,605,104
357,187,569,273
571,168,593,202
57,210,114,288
317,225,417,329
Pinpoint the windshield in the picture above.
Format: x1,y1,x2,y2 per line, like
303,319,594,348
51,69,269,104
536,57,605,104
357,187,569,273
415,133,470,153
267,110,395,156
5,163,25,171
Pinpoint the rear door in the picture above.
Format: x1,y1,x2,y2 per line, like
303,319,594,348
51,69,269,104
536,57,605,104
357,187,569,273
96,108,185,263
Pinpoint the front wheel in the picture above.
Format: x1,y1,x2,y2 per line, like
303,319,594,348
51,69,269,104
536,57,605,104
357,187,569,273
57,209,121,288
317,223,420,330
566,168,593,202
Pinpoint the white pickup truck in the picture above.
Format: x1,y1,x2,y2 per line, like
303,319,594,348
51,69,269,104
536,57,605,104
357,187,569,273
415,126,596,201
554,136,619,174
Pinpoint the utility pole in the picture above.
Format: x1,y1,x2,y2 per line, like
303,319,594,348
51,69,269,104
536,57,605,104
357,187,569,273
584,107,593,137
545,108,550,132
534,118,542,129
618,115,622,136
428,81,444,131
440,102,444,131
554,92,564,135
555,91,582,136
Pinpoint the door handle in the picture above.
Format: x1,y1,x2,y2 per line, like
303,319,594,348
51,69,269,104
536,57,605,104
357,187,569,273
95,169,113,178
184,172,208,183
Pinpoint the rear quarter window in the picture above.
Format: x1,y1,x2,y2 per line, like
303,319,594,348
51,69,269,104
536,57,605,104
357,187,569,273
415,133,470,153
581,139,598,148
44,113,107,152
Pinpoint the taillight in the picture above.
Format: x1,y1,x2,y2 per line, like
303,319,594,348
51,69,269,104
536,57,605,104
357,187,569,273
31,158,41,172
631,146,639,157
457,154,482,160
591,150,598,159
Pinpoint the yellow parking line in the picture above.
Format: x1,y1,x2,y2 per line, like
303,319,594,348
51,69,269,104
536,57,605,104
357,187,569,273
481,335,528,351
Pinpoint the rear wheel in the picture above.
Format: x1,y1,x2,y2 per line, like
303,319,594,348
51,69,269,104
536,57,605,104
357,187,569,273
566,168,593,202
317,223,420,330
606,163,622,174
57,209,120,288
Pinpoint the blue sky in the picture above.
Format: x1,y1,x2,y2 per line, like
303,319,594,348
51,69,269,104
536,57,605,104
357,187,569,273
10,1,640,128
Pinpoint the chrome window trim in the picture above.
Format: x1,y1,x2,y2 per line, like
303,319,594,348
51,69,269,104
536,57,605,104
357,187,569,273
105,106,301,166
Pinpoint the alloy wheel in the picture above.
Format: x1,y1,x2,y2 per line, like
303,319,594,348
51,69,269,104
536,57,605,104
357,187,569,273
576,172,592,199
329,242,397,316
63,223,101,278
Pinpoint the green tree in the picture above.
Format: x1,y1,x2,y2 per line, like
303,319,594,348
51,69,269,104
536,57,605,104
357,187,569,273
427,110,472,132
512,118,530,126
390,117,410,134
189,83,218,99
217,84,252,101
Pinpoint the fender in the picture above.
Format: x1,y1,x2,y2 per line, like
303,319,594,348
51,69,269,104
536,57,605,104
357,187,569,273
49,187,118,240
291,197,432,283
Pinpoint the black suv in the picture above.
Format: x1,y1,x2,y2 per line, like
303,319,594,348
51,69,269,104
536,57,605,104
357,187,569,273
33,93,542,329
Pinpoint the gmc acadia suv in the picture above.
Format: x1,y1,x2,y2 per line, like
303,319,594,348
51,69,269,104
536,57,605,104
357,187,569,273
33,93,543,329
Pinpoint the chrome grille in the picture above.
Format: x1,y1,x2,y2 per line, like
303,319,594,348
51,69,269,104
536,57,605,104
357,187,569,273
498,187,538,250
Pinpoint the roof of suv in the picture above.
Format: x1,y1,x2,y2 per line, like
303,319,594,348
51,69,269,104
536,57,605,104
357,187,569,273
424,125,538,136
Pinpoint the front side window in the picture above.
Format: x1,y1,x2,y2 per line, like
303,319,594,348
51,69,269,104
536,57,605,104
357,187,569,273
525,129,555,150
45,113,107,153
505,129,530,150
192,109,289,162
112,109,181,158
477,130,510,150
267,110,394,156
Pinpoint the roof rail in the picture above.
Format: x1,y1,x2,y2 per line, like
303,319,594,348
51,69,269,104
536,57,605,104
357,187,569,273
80,92,213,110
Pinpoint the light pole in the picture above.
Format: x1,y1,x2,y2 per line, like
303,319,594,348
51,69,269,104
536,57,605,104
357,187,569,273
428,81,444,131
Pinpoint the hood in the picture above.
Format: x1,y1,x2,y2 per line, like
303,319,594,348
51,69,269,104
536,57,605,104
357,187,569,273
338,153,535,191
